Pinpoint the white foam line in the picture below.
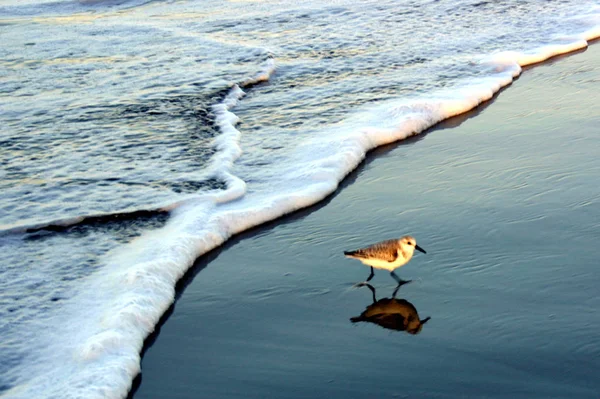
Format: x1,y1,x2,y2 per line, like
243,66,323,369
485,41,589,67
173,58,277,208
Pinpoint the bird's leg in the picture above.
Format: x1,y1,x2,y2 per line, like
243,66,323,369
361,283,377,303
390,271,412,286
392,281,411,298
354,267,375,287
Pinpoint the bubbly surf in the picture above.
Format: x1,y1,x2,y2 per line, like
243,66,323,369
1,1,600,398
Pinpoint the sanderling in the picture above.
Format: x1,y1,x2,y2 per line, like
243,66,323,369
344,235,426,285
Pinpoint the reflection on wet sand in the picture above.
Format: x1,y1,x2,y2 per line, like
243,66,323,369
351,284,430,334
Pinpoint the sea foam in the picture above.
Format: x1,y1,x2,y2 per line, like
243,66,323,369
4,16,600,399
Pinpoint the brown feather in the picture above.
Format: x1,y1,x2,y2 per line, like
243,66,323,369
345,239,399,262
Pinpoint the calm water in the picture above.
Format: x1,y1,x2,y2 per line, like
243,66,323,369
1,1,599,398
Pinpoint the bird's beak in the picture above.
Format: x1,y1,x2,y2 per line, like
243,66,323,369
415,244,426,254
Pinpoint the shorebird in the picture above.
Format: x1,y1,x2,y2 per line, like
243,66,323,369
344,235,426,285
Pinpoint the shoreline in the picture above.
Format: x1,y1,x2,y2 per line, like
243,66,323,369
130,43,600,398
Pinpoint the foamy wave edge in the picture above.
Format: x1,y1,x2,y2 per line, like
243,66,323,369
6,21,600,399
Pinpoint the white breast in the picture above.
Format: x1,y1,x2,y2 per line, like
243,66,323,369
359,252,410,271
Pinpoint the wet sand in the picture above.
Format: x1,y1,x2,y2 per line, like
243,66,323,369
131,44,600,399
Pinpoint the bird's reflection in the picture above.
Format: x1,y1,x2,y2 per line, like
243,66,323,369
350,284,430,334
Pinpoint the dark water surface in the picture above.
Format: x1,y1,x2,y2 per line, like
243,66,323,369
131,46,600,399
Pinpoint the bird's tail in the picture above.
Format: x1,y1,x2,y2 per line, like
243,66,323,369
344,250,358,257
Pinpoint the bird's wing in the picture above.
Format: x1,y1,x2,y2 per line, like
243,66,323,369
345,239,398,262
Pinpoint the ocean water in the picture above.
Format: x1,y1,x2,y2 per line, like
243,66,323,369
1,1,599,398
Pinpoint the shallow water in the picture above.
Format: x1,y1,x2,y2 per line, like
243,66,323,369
132,46,600,399
1,1,600,397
